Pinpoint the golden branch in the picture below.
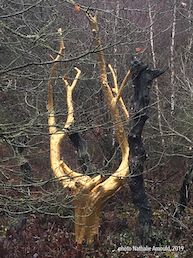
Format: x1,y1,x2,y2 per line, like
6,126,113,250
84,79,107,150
47,27,65,134
109,64,130,124
62,67,81,131
86,11,130,201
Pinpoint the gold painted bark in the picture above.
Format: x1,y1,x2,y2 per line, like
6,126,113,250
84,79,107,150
47,19,130,243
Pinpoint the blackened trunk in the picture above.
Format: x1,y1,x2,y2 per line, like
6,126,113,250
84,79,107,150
69,132,97,176
129,57,168,244
174,159,193,217
12,135,32,233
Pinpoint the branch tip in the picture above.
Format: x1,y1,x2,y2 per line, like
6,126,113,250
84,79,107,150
58,27,62,35
50,54,54,61
74,67,81,74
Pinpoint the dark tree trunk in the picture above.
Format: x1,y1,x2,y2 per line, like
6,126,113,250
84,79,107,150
174,159,193,217
12,135,33,233
13,135,33,187
69,132,97,175
129,57,168,245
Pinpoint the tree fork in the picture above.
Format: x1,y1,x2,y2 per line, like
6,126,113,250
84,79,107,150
47,25,131,244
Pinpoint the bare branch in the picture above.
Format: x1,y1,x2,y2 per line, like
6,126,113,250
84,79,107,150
0,0,43,18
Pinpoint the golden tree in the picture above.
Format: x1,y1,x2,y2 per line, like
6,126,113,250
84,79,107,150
47,13,131,243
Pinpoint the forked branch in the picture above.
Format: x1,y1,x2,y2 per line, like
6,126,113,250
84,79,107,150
109,64,130,123
47,28,102,191
86,11,130,202
62,67,81,131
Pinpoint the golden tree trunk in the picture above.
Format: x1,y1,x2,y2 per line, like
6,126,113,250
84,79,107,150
74,197,102,243
47,19,130,244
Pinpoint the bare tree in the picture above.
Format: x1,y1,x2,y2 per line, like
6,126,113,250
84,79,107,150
47,20,130,243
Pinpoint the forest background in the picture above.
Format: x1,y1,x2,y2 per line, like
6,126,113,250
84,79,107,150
1,0,193,257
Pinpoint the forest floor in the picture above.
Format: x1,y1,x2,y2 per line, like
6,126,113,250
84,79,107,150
0,156,193,258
